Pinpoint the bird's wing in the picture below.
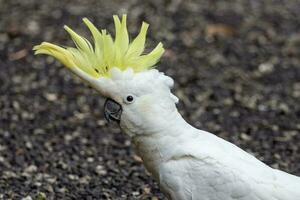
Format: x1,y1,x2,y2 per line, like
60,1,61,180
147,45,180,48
159,131,300,200
212,133,300,199
194,131,300,200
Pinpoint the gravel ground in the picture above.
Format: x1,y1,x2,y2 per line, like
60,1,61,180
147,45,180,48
1,0,300,199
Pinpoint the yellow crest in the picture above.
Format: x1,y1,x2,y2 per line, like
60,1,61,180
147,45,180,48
33,15,164,78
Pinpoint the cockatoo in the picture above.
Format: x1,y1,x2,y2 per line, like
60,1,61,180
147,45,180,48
34,15,300,200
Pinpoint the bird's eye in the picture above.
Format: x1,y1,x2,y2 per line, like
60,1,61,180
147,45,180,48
124,95,135,104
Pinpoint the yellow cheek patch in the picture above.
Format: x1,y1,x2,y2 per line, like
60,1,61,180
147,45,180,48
33,14,165,78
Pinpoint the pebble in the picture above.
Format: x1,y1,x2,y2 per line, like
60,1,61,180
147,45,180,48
24,165,38,173
258,63,274,74
44,93,58,101
95,165,107,176
68,174,79,180
21,196,32,200
3,171,17,178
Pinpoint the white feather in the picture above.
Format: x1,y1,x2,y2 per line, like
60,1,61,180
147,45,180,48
132,114,300,200
91,69,300,200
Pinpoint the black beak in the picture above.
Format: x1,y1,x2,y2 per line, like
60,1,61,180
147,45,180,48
104,98,122,123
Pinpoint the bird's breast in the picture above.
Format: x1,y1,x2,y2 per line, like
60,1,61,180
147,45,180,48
132,136,166,180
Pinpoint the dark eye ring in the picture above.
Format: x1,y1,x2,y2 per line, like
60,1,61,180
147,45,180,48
124,95,135,104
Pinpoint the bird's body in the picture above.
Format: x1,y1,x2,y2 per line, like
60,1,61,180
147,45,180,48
131,110,300,200
34,15,300,200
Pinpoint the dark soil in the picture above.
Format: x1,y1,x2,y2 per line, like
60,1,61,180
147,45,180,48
1,0,300,199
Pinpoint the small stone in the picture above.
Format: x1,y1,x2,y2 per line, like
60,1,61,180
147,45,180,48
25,141,33,149
24,165,37,173
46,177,57,184
274,153,281,160
64,134,73,142
0,144,6,151
26,20,40,35
79,175,91,184
278,103,290,113
57,187,67,194
97,119,106,126
74,112,86,119
34,182,42,187
258,63,274,74
44,93,57,101
12,101,20,110
58,161,68,169
68,174,79,180
132,191,140,196
258,104,267,111
240,133,251,141
125,140,131,146
21,196,32,200
3,171,17,178
223,98,233,106
34,128,45,135
87,157,94,162
95,165,107,176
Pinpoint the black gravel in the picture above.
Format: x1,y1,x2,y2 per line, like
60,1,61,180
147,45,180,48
1,0,300,199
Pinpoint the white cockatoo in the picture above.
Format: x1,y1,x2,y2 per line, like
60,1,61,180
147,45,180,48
34,15,300,200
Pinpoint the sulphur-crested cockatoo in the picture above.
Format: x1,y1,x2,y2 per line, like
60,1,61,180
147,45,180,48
34,15,300,200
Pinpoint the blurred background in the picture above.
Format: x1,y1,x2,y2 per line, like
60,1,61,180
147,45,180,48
0,0,300,199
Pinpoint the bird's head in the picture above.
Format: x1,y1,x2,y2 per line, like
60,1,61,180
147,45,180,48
33,15,179,137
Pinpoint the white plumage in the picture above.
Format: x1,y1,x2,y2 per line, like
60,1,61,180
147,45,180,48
101,68,300,200
134,119,300,200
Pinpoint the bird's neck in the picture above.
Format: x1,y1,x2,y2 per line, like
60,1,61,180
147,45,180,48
130,109,196,179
